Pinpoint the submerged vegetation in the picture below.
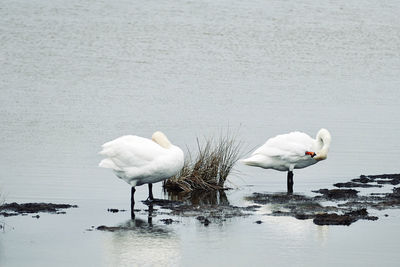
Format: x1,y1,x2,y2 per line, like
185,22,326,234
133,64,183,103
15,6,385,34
163,133,243,192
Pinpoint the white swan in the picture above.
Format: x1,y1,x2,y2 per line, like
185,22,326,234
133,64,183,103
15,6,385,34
99,131,184,213
242,129,331,193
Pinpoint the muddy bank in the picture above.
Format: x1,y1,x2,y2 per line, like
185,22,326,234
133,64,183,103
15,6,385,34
96,191,256,231
245,190,380,226
246,173,400,226
97,174,400,230
0,202,78,217
334,174,400,188
143,197,256,220
96,202,254,232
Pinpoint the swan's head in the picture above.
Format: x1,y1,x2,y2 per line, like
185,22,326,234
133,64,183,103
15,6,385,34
314,128,331,161
152,131,172,149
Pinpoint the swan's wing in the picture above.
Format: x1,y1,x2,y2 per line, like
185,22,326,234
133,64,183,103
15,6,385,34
99,135,167,169
253,131,315,159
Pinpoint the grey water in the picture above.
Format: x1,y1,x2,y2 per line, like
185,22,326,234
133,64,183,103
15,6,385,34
1,0,400,266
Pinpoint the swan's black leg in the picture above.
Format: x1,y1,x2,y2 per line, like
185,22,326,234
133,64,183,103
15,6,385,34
131,187,136,219
148,183,154,201
287,171,294,194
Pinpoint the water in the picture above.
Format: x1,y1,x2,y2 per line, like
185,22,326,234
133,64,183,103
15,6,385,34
1,0,400,266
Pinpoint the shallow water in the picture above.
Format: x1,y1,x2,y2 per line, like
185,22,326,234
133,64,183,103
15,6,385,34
1,0,400,266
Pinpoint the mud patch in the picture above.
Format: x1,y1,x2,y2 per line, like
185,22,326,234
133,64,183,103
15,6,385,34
142,191,252,224
333,182,382,188
160,218,178,225
246,173,400,226
107,208,127,213
0,202,78,217
144,198,252,224
334,174,400,188
246,191,379,226
96,218,172,234
313,189,359,199
97,174,400,229
313,209,378,226
97,191,252,231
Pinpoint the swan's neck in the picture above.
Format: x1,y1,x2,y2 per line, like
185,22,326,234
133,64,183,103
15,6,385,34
315,129,331,161
152,131,172,149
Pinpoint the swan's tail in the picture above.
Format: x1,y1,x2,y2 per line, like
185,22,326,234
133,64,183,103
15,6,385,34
99,158,117,169
240,157,259,167
240,155,267,167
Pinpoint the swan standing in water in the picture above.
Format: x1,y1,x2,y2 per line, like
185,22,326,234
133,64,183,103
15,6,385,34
242,129,331,193
99,131,184,217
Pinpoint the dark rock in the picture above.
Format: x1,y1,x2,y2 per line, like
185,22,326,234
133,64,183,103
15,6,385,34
255,220,263,224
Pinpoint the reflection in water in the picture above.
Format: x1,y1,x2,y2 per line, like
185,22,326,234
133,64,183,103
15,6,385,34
317,225,329,246
131,196,155,220
102,209,181,266
164,189,230,206
243,198,329,245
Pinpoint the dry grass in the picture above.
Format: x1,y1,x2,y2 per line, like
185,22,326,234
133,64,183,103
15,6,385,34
163,133,242,192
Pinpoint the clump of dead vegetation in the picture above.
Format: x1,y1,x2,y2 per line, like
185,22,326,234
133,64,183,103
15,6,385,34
163,133,242,192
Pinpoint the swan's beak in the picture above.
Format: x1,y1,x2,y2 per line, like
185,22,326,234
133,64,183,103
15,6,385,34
305,151,316,158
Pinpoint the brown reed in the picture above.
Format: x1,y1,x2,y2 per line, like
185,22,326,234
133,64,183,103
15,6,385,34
163,133,242,192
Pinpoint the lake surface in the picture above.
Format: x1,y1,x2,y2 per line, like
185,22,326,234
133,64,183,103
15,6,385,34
1,0,400,266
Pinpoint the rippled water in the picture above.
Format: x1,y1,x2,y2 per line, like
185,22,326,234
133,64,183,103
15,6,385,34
1,0,400,266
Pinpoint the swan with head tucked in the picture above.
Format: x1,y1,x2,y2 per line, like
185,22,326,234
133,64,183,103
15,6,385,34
242,128,331,193
99,131,184,215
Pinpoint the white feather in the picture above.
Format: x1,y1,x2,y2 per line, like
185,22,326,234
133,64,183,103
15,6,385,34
99,133,184,187
242,129,331,172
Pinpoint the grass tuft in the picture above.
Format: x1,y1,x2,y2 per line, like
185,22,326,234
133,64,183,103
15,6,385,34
164,132,243,192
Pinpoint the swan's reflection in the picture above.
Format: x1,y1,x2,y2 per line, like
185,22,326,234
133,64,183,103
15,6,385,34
243,196,330,245
102,207,181,266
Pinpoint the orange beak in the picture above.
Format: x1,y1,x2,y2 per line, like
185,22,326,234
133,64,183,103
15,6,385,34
305,151,316,158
